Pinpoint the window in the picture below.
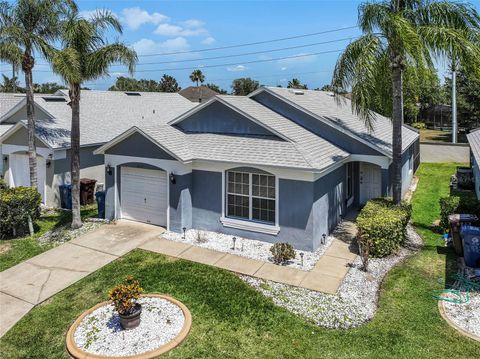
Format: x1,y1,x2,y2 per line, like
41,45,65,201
227,170,276,224
346,162,354,200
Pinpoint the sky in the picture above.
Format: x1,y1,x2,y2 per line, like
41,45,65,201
1,0,479,91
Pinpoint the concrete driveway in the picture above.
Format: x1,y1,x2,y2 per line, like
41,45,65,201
0,220,164,337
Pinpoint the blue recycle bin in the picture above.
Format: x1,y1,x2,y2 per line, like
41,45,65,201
59,184,72,209
460,225,480,268
95,191,106,219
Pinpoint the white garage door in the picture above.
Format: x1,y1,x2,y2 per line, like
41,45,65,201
120,166,168,226
9,154,46,203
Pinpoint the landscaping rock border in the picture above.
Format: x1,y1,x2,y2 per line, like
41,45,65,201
66,294,192,359
439,294,480,342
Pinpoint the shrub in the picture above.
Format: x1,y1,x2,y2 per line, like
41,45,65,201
0,178,7,191
356,198,411,258
411,121,426,130
439,192,480,230
0,186,42,239
270,242,296,264
108,276,144,315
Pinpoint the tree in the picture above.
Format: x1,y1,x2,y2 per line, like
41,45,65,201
0,0,75,189
33,82,65,93
231,77,259,96
287,78,307,89
159,74,180,92
205,83,227,94
52,9,137,228
189,69,205,87
0,74,23,92
332,0,480,204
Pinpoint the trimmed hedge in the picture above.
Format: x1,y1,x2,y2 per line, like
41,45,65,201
439,191,480,231
0,186,42,239
356,198,412,258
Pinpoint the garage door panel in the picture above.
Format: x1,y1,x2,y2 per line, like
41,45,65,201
120,167,167,226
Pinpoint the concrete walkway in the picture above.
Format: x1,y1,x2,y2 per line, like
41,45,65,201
0,218,358,338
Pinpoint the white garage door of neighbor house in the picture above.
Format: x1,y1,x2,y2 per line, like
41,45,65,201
120,167,168,226
9,154,46,203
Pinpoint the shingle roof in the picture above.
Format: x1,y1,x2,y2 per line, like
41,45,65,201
178,86,218,103
467,129,480,165
258,87,419,155
0,93,26,118
1,90,197,149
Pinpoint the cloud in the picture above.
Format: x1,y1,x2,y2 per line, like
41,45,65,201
201,37,216,45
132,37,191,56
277,53,318,66
154,22,207,37
180,19,204,28
227,65,249,72
122,7,168,30
280,67,287,71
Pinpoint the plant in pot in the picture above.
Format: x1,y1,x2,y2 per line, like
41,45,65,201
108,276,144,330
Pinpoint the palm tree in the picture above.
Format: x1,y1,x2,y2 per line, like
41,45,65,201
287,78,307,89
189,69,205,87
0,0,75,188
52,9,137,228
332,0,480,204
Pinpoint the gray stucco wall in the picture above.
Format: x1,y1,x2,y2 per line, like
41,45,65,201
252,91,383,156
105,132,175,160
176,101,280,138
3,126,48,148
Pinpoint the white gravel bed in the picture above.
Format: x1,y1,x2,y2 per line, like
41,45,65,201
74,297,185,357
163,229,334,271
240,224,423,329
38,221,103,245
443,289,480,338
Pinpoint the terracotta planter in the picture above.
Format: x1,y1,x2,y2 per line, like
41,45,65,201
119,303,142,330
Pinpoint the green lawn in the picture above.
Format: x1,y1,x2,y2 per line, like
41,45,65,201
1,163,479,358
0,205,98,272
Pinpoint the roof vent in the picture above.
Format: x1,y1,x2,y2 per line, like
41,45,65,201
125,92,141,96
42,96,67,102
289,89,304,95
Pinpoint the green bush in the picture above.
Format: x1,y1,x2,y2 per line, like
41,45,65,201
0,178,7,191
439,192,480,230
0,186,42,239
411,122,426,130
270,242,296,264
356,198,411,258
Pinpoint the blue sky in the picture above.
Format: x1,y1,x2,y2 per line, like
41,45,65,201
1,0,479,91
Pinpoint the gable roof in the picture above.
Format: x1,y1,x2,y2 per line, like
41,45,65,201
250,87,419,156
178,86,218,103
0,90,197,149
467,129,480,165
0,93,27,119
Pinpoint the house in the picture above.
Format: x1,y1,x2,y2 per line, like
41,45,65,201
94,87,420,250
179,86,218,103
467,129,480,199
0,90,196,206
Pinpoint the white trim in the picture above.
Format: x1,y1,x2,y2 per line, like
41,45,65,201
220,216,280,235
105,154,191,175
2,143,53,159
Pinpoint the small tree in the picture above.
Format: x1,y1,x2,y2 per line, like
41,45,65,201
231,77,259,96
159,74,181,92
287,78,307,89
357,229,371,272
189,69,205,87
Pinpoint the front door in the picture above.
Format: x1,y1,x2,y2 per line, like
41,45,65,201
359,162,381,205
9,153,46,203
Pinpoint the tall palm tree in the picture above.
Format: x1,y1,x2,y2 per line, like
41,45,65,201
332,0,480,204
52,9,137,228
189,69,205,87
0,0,75,188
287,78,307,89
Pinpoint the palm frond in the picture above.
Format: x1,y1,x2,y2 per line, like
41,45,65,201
0,41,22,65
85,43,137,80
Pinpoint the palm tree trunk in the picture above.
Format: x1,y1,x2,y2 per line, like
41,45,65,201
391,57,403,204
70,83,82,229
22,49,37,189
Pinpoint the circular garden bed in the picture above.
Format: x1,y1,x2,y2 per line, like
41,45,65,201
66,294,192,358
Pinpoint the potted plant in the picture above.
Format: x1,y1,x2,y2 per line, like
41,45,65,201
108,276,144,330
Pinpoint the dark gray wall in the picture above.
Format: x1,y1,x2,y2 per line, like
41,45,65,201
176,101,280,138
252,91,383,156
106,132,175,160
53,145,104,175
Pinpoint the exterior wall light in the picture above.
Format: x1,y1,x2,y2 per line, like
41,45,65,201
46,154,53,168
106,164,113,175
3,155,7,163
170,172,176,184
321,234,326,245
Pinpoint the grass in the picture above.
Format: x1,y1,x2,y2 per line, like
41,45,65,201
419,129,467,143
1,163,479,358
0,205,98,272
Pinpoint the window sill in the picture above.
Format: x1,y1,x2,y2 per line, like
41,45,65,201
220,217,280,235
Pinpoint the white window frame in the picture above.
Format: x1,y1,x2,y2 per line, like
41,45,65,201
221,170,280,235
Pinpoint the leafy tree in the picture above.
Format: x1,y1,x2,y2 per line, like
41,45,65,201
159,74,180,92
52,9,137,228
332,0,480,204
0,0,76,188
444,66,480,129
205,83,227,94
231,77,259,96
189,69,205,87
0,74,23,92
32,82,65,93
287,78,307,89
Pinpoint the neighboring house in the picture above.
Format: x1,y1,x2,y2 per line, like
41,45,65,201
179,86,218,103
0,93,25,176
95,87,420,250
467,129,480,199
0,90,196,207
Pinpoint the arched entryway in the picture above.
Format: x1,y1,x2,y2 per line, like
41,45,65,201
8,152,47,203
